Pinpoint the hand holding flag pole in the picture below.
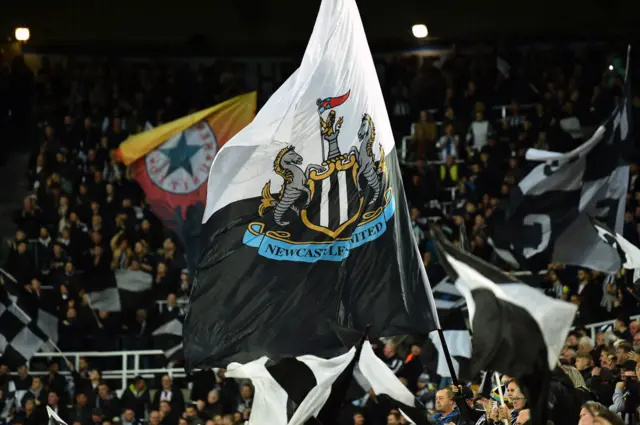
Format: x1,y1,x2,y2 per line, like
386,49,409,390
81,291,104,329
494,372,509,425
46,338,73,371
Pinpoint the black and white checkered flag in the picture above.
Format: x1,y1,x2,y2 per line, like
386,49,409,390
0,271,56,368
85,269,153,312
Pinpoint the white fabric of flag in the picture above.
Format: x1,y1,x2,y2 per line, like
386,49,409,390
445,253,577,370
429,330,471,378
202,0,394,223
47,405,69,425
226,341,420,425
226,348,356,425
592,218,640,270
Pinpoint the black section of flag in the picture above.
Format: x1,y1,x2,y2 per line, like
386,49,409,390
376,394,430,425
590,216,640,269
489,61,632,273
433,228,577,425
185,152,438,369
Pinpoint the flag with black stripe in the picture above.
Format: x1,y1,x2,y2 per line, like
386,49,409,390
591,216,640,270
152,317,184,361
428,222,472,379
489,48,632,273
184,0,438,369
429,308,471,379
225,340,428,425
433,228,577,425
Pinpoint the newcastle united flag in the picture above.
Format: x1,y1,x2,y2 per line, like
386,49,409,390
489,49,632,273
184,0,438,369
433,228,577,425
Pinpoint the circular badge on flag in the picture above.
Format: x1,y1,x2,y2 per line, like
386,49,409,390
145,120,217,194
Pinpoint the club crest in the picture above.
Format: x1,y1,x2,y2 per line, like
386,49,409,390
242,90,396,262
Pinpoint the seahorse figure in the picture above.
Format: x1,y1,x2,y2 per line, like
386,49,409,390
259,146,323,226
349,113,381,205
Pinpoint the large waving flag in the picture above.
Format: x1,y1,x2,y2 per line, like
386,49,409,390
184,0,439,370
433,228,577,425
116,93,256,268
488,51,631,273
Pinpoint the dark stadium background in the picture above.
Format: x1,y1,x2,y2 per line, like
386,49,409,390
1,0,638,55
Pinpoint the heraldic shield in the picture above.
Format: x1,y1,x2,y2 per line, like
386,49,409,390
301,153,363,239
245,90,396,263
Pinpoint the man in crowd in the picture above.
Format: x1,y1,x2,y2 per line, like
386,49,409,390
432,387,460,425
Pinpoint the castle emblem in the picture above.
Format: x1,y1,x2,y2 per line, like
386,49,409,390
242,90,395,262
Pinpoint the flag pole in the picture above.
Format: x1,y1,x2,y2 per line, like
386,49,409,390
47,339,73,367
494,372,509,425
436,328,459,385
82,293,104,329
415,237,460,385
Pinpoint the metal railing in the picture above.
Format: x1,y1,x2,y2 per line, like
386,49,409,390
25,350,187,395
8,309,632,397
156,299,189,312
578,315,640,341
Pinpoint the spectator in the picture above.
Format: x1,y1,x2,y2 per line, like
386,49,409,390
198,391,223,419
609,360,640,422
436,124,460,162
96,382,121,420
120,376,150,420
466,111,492,152
184,404,204,425
148,410,161,425
68,391,92,425
576,352,595,381
432,387,460,425
18,398,40,425
153,375,184,414
23,377,46,408
234,385,252,416
411,111,438,161
158,400,178,425
382,343,404,375
44,390,67,422
45,361,68,406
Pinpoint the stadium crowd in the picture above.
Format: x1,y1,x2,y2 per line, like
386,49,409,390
0,42,639,425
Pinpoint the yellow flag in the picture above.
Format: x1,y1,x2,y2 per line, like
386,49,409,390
116,91,256,165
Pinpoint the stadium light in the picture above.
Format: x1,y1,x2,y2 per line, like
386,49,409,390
412,24,428,39
15,27,30,42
